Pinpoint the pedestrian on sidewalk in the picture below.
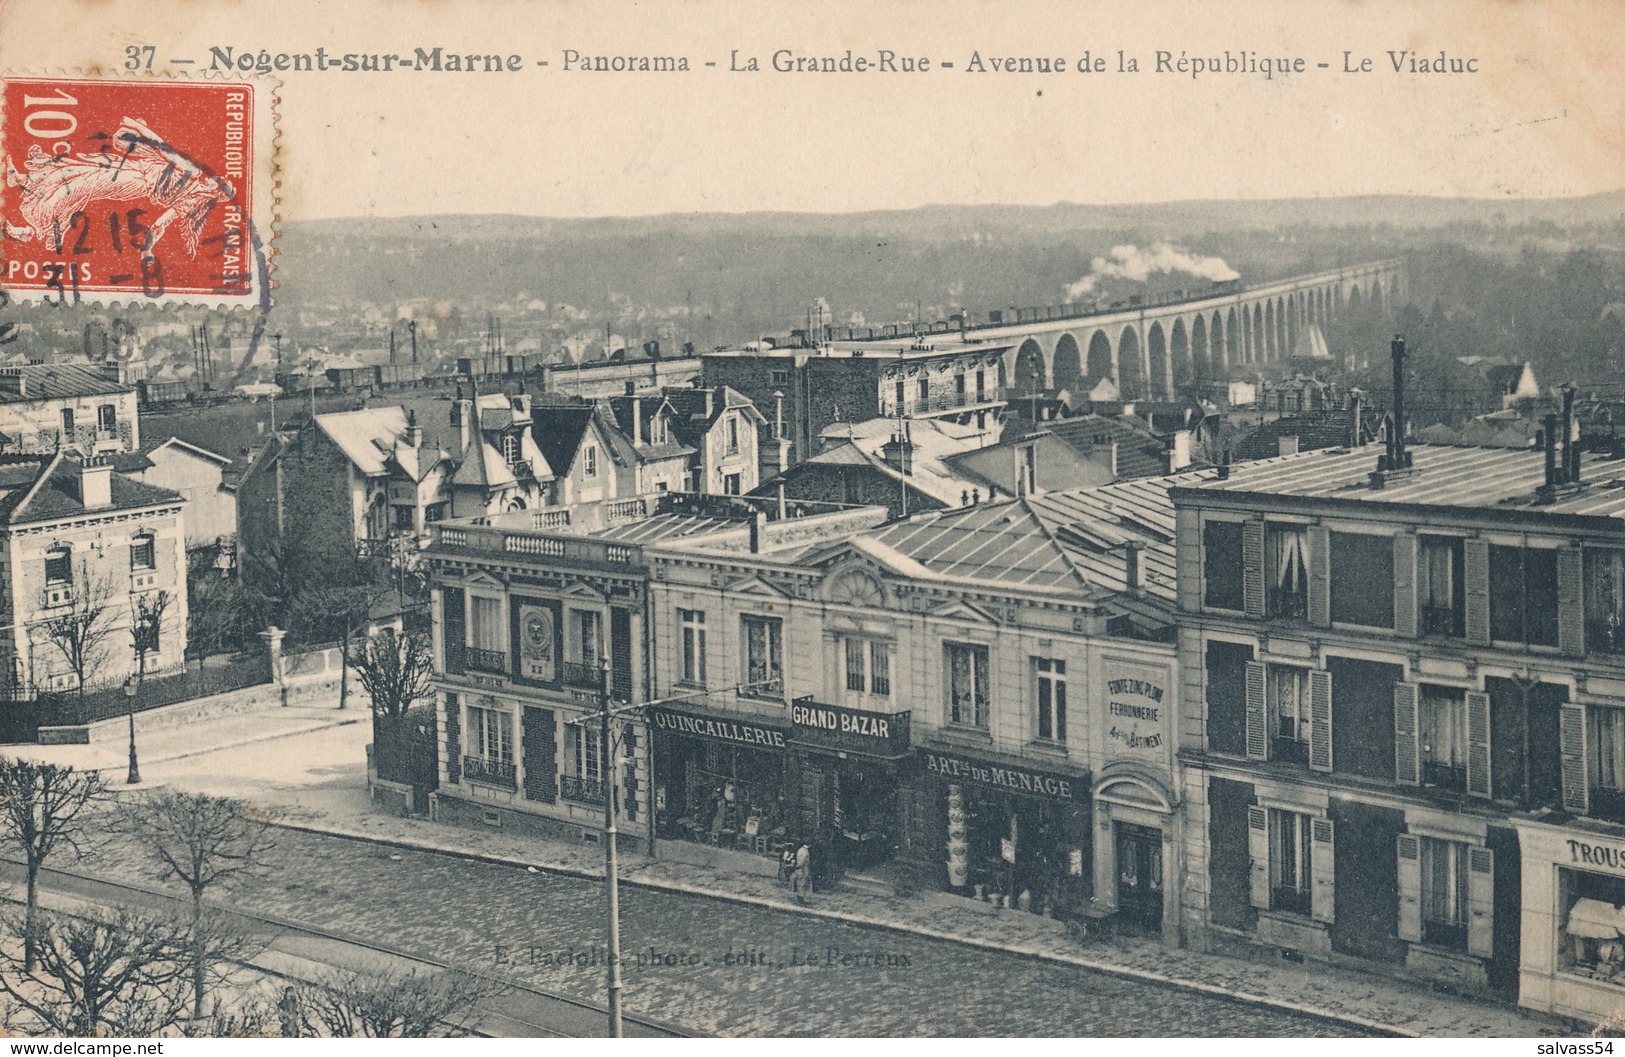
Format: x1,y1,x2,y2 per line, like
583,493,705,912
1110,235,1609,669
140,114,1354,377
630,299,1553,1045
790,840,812,905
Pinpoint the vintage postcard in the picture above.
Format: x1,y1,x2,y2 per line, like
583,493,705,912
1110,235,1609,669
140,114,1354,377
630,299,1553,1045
0,0,1620,1044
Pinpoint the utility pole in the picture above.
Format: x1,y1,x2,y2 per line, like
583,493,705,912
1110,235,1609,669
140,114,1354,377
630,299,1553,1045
598,649,624,1038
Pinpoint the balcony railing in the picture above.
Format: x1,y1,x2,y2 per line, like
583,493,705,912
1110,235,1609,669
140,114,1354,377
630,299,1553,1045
1422,603,1463,638
1588,617,1625,655
884,389,1006,417
561,660,601,689
462,755,516,788
1422,761,1467,792
465,648,508,675
560,773,606,806
1271,885,1311,916
1268,588,1307,620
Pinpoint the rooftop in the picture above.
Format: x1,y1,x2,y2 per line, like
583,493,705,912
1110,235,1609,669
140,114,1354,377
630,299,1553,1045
1183,442,1625,521
705,340,1012,362
0,453,183,526
0,364,133,403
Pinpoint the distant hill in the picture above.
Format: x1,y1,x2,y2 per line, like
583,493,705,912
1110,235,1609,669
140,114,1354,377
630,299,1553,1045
292,191,1625,243
272,193,1625,347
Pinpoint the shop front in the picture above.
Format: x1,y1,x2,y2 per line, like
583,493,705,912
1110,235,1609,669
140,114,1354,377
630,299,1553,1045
1517,821,1625,1021
915,745,1091,916
651,705,793,874
1091,658,1180,940
787,698,913,883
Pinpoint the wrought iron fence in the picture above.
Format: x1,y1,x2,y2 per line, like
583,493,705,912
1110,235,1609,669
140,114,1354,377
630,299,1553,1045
9,652,274,735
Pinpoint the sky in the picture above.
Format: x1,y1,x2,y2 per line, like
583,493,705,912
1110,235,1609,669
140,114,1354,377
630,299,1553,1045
1,0,1621,220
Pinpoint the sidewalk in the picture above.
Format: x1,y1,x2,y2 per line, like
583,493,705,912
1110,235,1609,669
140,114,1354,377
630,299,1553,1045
77,719,1580,1038
12,702,364,777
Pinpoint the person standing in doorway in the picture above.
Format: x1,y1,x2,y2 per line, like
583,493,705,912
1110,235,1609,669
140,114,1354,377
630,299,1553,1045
790,840,812,905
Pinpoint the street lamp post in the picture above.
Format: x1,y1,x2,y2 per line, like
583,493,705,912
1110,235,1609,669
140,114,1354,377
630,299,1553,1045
122,673,141,785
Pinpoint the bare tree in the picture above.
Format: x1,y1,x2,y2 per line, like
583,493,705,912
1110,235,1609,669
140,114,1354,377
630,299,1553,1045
0,905,192,1037
119,791,275,1019
348,629,433,723
0,759,106,970
131,589,173,678
299,965,504,1037
186,552,246,662
33,563,119,702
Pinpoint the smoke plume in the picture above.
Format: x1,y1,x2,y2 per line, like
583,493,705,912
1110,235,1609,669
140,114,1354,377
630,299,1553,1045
1065,243,1239,302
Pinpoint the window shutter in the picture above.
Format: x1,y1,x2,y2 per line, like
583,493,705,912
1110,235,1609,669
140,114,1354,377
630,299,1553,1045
1396,834,1422,942
1308,669,1333,773
1247,806,1270,909
1393,681,1421,786
1560,702,1590,815
521,706,557,803
1558,546,1585,657
442,586,466,674
1464,539,1490,646
1244,661,1268,761
1466,690,1493,798
1467,846,1495,958
1310,817,1336,924
1242,520,1266,618
444,693,461,785
610,607,634,702
1393,533,1418,637
1307,525,1331,627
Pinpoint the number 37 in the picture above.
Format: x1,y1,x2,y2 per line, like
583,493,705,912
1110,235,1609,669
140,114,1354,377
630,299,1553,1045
124,45,155,70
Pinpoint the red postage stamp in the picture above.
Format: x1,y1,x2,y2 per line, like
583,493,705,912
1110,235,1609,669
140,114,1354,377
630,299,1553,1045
1,75,276,307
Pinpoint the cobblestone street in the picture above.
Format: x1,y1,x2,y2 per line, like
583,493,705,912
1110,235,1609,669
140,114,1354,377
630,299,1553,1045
82,825,1364,1038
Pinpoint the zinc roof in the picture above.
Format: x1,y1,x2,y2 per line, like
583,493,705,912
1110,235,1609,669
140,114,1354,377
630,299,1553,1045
1189,442,1625,520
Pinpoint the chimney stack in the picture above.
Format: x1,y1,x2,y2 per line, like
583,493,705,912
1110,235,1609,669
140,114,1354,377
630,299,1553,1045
1125,541,1142,595
631,391,643,446
76,455,113,510
451,382,473,454
1349,390,1364,448
1562,383,1580,485
748,510,767,554
405,408,421,449
1389,336,1410,469
1543,413,1559,488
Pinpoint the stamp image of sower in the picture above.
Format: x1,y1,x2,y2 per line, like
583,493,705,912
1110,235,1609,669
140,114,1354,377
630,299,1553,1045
1,75,277,311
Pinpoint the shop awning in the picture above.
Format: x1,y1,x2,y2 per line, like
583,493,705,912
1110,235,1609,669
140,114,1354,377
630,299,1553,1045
1567,898,1625,940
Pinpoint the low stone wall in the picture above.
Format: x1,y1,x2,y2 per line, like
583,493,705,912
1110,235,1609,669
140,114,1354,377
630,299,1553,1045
37,650,347,746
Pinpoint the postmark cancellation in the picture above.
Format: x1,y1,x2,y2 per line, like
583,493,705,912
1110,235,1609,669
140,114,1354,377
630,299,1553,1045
0,74,277,309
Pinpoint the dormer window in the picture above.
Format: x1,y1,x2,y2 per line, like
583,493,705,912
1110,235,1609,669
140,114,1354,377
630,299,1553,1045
502,431,521,466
